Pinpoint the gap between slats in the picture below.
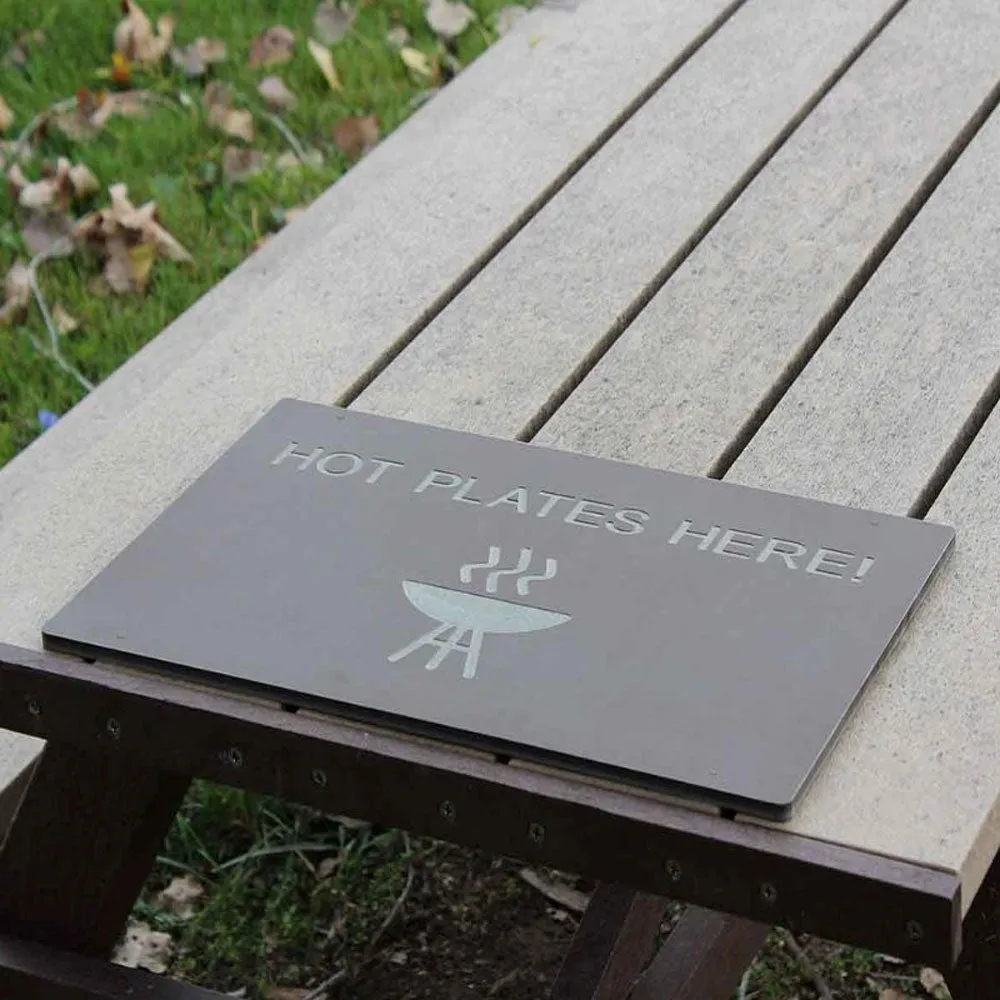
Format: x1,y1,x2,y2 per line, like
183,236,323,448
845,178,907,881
514,0,913,445
334,0,748,407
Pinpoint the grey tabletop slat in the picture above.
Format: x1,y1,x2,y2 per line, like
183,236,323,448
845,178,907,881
716,104,1000,907
0,0,737,520
538,0,1000,481
352,0,904,435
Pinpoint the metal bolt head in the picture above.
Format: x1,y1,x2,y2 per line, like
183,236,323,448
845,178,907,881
760,882,778,905
528,822,546,845
225,747,244,768
105,717,121,740
439,800,457,823
665,860,682,883
26,698,40,718
905,919,924,941
312,768,328,788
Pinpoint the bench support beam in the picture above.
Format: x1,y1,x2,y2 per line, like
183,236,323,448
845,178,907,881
948,846,1000,999
630,907,768,1000
0,740,188,957
549,884,669,999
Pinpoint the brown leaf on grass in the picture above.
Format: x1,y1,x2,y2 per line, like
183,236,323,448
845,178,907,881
332,115,378,158
314,1,355,45
495,5,528,35
76,182,191,294
18,177,59,210
2,29,45,70
399,47,433,79
22,210,74,257
156,875,205,919
6,162,29,199
275,149,323,171
171,37,228,78
203,82,255,142
53,303,79,335
56,89,154,141
69,163,99,198
386,25,411,49
249,25,296,68
919,968,949,998
265,989,310,1000
222,146,266,183
878,991,914,1000
425,0,476,39
112,921,174,973
0,96,13,133
0,261,31,326
258,76,298,111
114,1,175,66
307,39,342,91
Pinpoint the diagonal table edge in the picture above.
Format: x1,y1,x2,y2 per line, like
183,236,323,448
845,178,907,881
0,642,961,968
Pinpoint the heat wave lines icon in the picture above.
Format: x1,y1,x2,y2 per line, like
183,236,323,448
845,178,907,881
387,546,571,679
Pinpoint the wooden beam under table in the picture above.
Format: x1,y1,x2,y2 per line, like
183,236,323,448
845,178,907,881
0,933,225,999
549,884,669,999
0,643,962,968
629,907,768,1000
0,740,188,957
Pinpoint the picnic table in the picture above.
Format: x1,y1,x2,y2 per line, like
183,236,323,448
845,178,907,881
2,0,1000,995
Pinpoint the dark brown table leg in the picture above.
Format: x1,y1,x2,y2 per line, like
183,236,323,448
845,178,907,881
549,883,670,999
0,740,189,957
947,848,1000,999
629,907,768,1000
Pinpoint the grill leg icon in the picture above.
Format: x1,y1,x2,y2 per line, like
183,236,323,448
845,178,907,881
388,623,486,679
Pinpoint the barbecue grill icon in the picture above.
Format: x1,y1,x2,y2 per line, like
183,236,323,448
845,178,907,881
387,546,571,679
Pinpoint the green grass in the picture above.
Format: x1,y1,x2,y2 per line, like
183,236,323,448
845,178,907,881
0,0,526,463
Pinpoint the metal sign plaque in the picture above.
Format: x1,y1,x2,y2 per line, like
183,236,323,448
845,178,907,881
43,399,954,819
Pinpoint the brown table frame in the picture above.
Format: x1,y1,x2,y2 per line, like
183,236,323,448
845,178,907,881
0,642,995,998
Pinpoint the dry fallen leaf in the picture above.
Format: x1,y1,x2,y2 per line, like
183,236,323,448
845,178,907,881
283,205,309,225
426,0,476,39
114,1,175,66
307,38,342,91
0,261,31,326
495,5,528,35
386,25,411,49
879,990,914,1000
518,868,589,914
156,875,205,919
0,96,13,132
222,146,266,183
171,37,227,77
919,968,949,998
113,921,174,973
55,89,155,141
22,210,74,257
275,149,323,171
249,25,296,68
19,178,59,210
265,989,311,1000
399,47,433,79
3,29,45,70
6,162,28,198
75,182,190,294
258,76,298,112
53,303,79,335
69,163,99,198
203,82,255,142
332,114,378,158
314,1,355,45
